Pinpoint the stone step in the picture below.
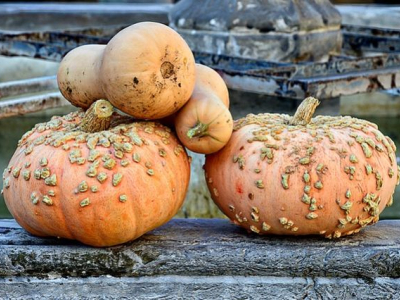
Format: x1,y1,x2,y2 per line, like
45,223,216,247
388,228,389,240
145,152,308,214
0,76,70,118
2,275,399,300
1,218,400,298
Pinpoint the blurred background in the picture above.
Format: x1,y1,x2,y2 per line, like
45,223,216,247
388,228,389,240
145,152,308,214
0,0,399,220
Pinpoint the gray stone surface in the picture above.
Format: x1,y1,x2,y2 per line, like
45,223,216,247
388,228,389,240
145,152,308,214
2,276,400,300
0,3,170,32
175,27,342,63
0,57,58,83
170,0,341,32
337,5,400,30
1,219,400,278
169,0,342,62
1,218,400,298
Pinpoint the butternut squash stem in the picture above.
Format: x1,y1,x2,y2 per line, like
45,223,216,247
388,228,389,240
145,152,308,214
187,122,209,139
78,99,113,133
290,97,320,126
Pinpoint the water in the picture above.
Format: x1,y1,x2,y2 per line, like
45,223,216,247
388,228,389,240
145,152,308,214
1,94,399,219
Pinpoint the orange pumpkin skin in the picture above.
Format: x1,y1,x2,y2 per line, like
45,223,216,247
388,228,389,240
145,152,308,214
57,44,106,109
204,99,399,238
3,108,190,247
100,22,196,120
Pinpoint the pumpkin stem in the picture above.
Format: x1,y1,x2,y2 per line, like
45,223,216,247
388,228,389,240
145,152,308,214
187,122,209,139
290,97,320,126
78,100,113,133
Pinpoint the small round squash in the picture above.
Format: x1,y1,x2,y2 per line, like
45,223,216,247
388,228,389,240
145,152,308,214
100,22,196,120
204,97,400,238
57,44,106,109
175,92,233,154
3,100,190,247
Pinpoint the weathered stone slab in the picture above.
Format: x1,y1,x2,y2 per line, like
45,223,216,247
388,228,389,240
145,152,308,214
1,219,400,279
1,218,400,298
2,276,400,300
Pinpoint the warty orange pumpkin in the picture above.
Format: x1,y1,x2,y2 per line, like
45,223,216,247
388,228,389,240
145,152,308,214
204,97,399,238
174,64,233,154
100,22,196,120
2,100,191,247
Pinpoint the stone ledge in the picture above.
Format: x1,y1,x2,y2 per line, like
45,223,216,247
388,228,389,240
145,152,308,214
1,219,400,279
174,27,342,62
1,219,400,298
2,276,400,300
